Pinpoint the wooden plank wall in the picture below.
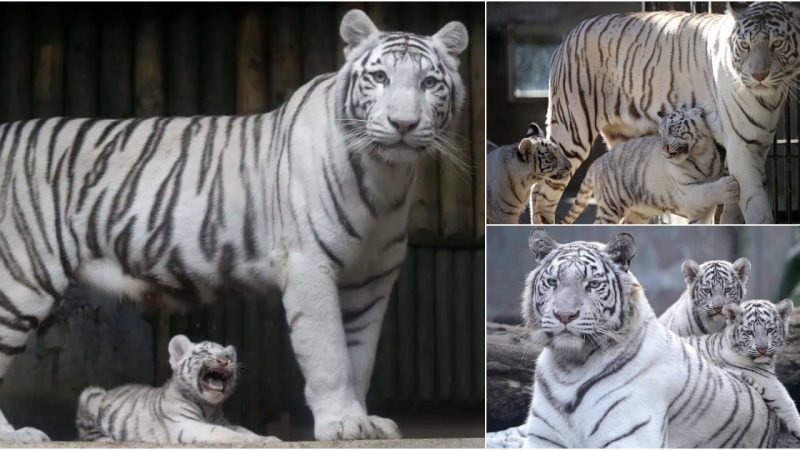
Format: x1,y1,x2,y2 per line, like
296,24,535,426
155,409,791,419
0,2,485,437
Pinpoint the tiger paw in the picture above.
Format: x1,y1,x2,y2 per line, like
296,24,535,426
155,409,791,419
718,176,740,203
0,427,50,442
315,415,400,440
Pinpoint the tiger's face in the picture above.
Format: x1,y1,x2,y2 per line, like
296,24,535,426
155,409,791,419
724,299,793,363
517,122,572,181
522,229,639,360
728,2,800,92
168,335,239,405
337,10,468,163
656,106,711,164
682,258,750,321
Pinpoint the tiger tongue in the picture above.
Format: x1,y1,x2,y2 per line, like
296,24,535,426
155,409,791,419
206,377,224,391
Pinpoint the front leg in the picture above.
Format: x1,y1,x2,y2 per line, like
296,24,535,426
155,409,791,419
725,141,773,224
170,421,277,444
741,374,800,440
679,176,739,215
282,252,390,440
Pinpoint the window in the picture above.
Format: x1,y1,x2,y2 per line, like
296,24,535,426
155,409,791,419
507,25,562,100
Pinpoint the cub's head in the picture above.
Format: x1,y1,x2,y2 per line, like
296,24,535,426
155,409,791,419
682,258,750,321
656,106,712,163
723,299,793,363
522,228,642,361
337,9,468,163
727,2,800,92
169,335,239,405
516,122,572,180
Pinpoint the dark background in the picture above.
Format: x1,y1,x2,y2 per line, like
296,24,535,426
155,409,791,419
0,2,485,441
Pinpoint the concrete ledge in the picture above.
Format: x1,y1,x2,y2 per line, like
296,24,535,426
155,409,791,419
3,438,485,448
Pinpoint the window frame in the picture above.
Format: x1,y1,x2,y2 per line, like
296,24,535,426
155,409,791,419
506,23,569,103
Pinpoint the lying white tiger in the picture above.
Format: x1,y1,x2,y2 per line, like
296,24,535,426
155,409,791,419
76,335,279,444
660,257,751,336
562,106,738,224
487,123,571,224
513,228,779,447
0,9,468,440
683,299,800,440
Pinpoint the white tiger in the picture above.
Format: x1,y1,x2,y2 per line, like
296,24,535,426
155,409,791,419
76,335,280,444
0,10,468,441
683,299,800,440
531,2,800,224
660,257,751,336
561,106,738,224
487,123,571,224
513,228,779,447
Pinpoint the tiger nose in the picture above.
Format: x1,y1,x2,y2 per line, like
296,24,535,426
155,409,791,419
751,71,768,82
388,118,419,135
554,310,579,325
216,358,229,367
712,306,723,314
756,346,768,355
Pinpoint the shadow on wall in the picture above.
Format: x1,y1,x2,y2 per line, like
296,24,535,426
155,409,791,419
487,227,797,324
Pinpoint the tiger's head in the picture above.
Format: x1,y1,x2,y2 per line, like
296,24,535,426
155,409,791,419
723,299,793,363
168,335,239,405
682,258,750,322
727,2,800,92
522,228,643,362
656,106,712,163
517,122,572,180
337,9,468,164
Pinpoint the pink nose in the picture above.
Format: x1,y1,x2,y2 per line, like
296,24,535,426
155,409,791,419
388,118,419,135
554,311,579,325
712,306,722,314
216,358,229,367
752,71,768,82
757,346,768,355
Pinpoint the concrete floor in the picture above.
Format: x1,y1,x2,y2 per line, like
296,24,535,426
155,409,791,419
1,438,485,448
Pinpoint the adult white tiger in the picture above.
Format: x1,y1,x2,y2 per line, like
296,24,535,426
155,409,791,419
518,228,778,447
531,2,800,224
0,10,468,441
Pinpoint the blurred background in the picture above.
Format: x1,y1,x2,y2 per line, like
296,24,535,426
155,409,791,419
487,2,800,223
0,2,485,441
487,226,800,324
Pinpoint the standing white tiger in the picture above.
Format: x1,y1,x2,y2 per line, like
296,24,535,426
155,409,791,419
487,123,571,224
531,2,800,224
660,257,751,336
562,106,738,224
0,10,468,441
683,299,800,440
76,335,280,444
518,228,778,447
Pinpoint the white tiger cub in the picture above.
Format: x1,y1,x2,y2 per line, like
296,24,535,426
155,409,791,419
515,228,779,447
76,335,280,444
683,299,800,440
660,257,751,336
562,106,738,224
0,10,468,441
487,123,571,224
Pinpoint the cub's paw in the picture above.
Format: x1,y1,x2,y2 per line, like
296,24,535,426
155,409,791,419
719,176,740,203
315,415,401,440
0,427,50,442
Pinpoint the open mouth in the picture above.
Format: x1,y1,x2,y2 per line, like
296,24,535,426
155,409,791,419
200,366,232,392
662,145,689,158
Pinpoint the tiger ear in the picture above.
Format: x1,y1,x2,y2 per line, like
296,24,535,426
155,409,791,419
605,233,636,272
168,335,193,369
681,259,700,285
340,9,379,57
529,227,558,261
225,345,238,361
433,21,469,57
726,2,751,19
776,299,793,322
732,257,751,284
723,303,743,323
526,122,543,138
517,139,532,163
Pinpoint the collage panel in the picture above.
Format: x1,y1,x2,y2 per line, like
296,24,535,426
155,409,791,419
486,226,800,448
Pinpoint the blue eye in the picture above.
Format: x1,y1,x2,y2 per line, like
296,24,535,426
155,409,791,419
422,76,438,89
544,278,557,288
587,280,601,290
372,71,388,84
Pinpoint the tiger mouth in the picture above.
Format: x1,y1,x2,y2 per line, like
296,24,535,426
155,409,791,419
200,367,233,392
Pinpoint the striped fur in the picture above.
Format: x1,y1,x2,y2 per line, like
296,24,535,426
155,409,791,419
516,229,778,448
531,2,800,224
487,123,571,224
683,299,800,439
0,10,467,441
660,257,751,336
562,106,736,224
76,335,278,444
